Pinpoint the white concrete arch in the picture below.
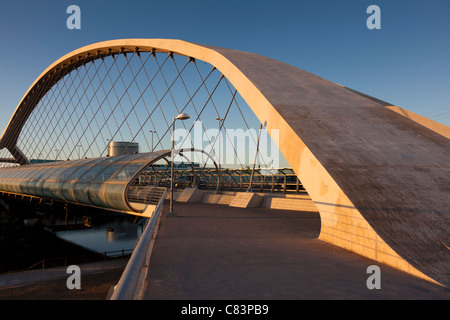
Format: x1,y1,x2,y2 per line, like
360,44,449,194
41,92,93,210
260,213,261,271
0,39,449,287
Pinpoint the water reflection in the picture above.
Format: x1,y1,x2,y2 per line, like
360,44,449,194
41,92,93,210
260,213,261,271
54,216,143,255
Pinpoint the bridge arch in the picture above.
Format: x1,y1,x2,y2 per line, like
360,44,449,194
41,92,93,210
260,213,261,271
0,39,448,287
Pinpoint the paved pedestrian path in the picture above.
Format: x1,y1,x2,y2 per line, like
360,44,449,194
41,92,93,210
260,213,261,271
0,258,128,290
140,203,450,299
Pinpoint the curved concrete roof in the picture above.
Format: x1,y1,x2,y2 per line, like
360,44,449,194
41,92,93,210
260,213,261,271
0,39,448,287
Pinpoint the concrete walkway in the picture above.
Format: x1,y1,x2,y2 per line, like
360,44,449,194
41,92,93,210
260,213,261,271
0,258,129,300
140,202,450,300
0,259,128,290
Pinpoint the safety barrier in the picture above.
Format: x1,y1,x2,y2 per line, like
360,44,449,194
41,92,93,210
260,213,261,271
25,249,133,271
108,188,167,300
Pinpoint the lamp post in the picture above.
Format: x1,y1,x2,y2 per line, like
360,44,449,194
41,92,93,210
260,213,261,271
248,123,263,193
76,144,82,159
106,139,112,157
216,117,224,190
149,130,156,151
170,112,190,215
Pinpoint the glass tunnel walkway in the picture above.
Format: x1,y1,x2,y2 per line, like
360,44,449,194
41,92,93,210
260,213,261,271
0,151,169,216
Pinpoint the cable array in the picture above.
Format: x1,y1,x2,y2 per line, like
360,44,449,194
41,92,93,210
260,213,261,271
0,50,283,172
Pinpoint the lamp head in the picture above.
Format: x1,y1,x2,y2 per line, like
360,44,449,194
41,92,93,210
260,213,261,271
176,112,190,120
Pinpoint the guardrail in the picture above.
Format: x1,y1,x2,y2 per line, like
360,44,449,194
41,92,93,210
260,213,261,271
25,249,133,271
108,187,167,300
127,186,166,205
138,168,305,193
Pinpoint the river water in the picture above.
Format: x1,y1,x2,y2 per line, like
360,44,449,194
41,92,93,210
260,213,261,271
54,217,143,255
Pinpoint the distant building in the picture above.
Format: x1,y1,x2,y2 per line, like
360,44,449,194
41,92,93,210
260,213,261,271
108,141,139,157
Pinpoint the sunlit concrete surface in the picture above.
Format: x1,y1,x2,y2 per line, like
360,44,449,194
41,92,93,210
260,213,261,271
140,203,450,300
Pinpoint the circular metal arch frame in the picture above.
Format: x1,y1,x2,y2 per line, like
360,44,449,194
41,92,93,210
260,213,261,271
135,147,221,193
0,39,449,287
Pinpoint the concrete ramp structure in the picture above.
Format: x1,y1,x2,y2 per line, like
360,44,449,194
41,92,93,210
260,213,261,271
229,192,263,208
0,39,448,287
198,42,450,287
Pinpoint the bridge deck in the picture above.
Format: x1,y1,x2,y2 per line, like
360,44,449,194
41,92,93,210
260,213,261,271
139,202,450,299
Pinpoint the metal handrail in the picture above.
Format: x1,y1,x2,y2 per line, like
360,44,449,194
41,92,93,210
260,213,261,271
127,186,166,205
25,249,133,271
108,188,167,300
137,168,304,193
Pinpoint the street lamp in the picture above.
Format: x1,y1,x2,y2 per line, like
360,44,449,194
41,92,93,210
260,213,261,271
76,144,82,159
106,139,112,156
216,117,224,190
149,130,156,151
170,112,190,215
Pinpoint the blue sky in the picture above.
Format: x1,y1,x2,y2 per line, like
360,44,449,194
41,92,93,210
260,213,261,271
0,0,449,132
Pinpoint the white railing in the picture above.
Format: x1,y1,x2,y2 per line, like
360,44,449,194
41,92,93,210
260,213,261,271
108,188,167,300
